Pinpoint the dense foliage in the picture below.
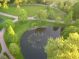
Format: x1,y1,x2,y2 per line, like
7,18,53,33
9,43,20,55
62,26,79,38
18,8,27,22
36,10,48,20
45,32,79,59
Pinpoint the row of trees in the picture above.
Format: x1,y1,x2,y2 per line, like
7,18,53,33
0,0,78,8
0,0,23,8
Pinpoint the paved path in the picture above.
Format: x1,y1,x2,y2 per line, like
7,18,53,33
0,29,15,59
0,12,18,22
27,19,64,24
0,12,18,59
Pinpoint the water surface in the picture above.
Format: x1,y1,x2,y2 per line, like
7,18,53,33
20,27,61,59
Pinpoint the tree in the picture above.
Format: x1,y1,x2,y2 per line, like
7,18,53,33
0,3,2,7
67,32,79,48
7,25,15,37
15,0,23,8
3,0,8,9
45,32,79,59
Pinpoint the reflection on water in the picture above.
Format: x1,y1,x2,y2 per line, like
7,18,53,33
20,27,61,59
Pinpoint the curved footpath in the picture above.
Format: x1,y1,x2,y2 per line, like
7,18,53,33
0,12,18,59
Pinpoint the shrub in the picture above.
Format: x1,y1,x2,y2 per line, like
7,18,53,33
3,3,8,9
4,19,15,28
15,0,23,8
9,43,20,56
4,25,17,44
36,10,48,20
0,3,2,7
7,25,15,37
62,26,79,39
67,32,79,47
4,30,17,46
18,8,27,22
45,32,79,59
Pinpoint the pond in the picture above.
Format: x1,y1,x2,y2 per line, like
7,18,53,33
20,27,61,59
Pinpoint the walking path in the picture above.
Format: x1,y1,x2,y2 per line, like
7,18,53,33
0,12,18,59
0,12,18,22
0,29,15,59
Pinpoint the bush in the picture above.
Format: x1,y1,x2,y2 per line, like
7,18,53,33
5,25,17,44
4,30,17,46
67,32,79,47
18,8,27,22
36,10,48,20
62,26,79,39
4,19,15,28
0,19,14,30
45,32,79,59
7,25,15,37
9,43,20,56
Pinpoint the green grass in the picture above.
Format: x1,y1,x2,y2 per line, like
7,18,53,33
0,5,65,19
0,5,46,16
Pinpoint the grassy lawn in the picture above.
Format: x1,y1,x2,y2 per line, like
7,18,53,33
0,5,65,20
0,5,46,16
